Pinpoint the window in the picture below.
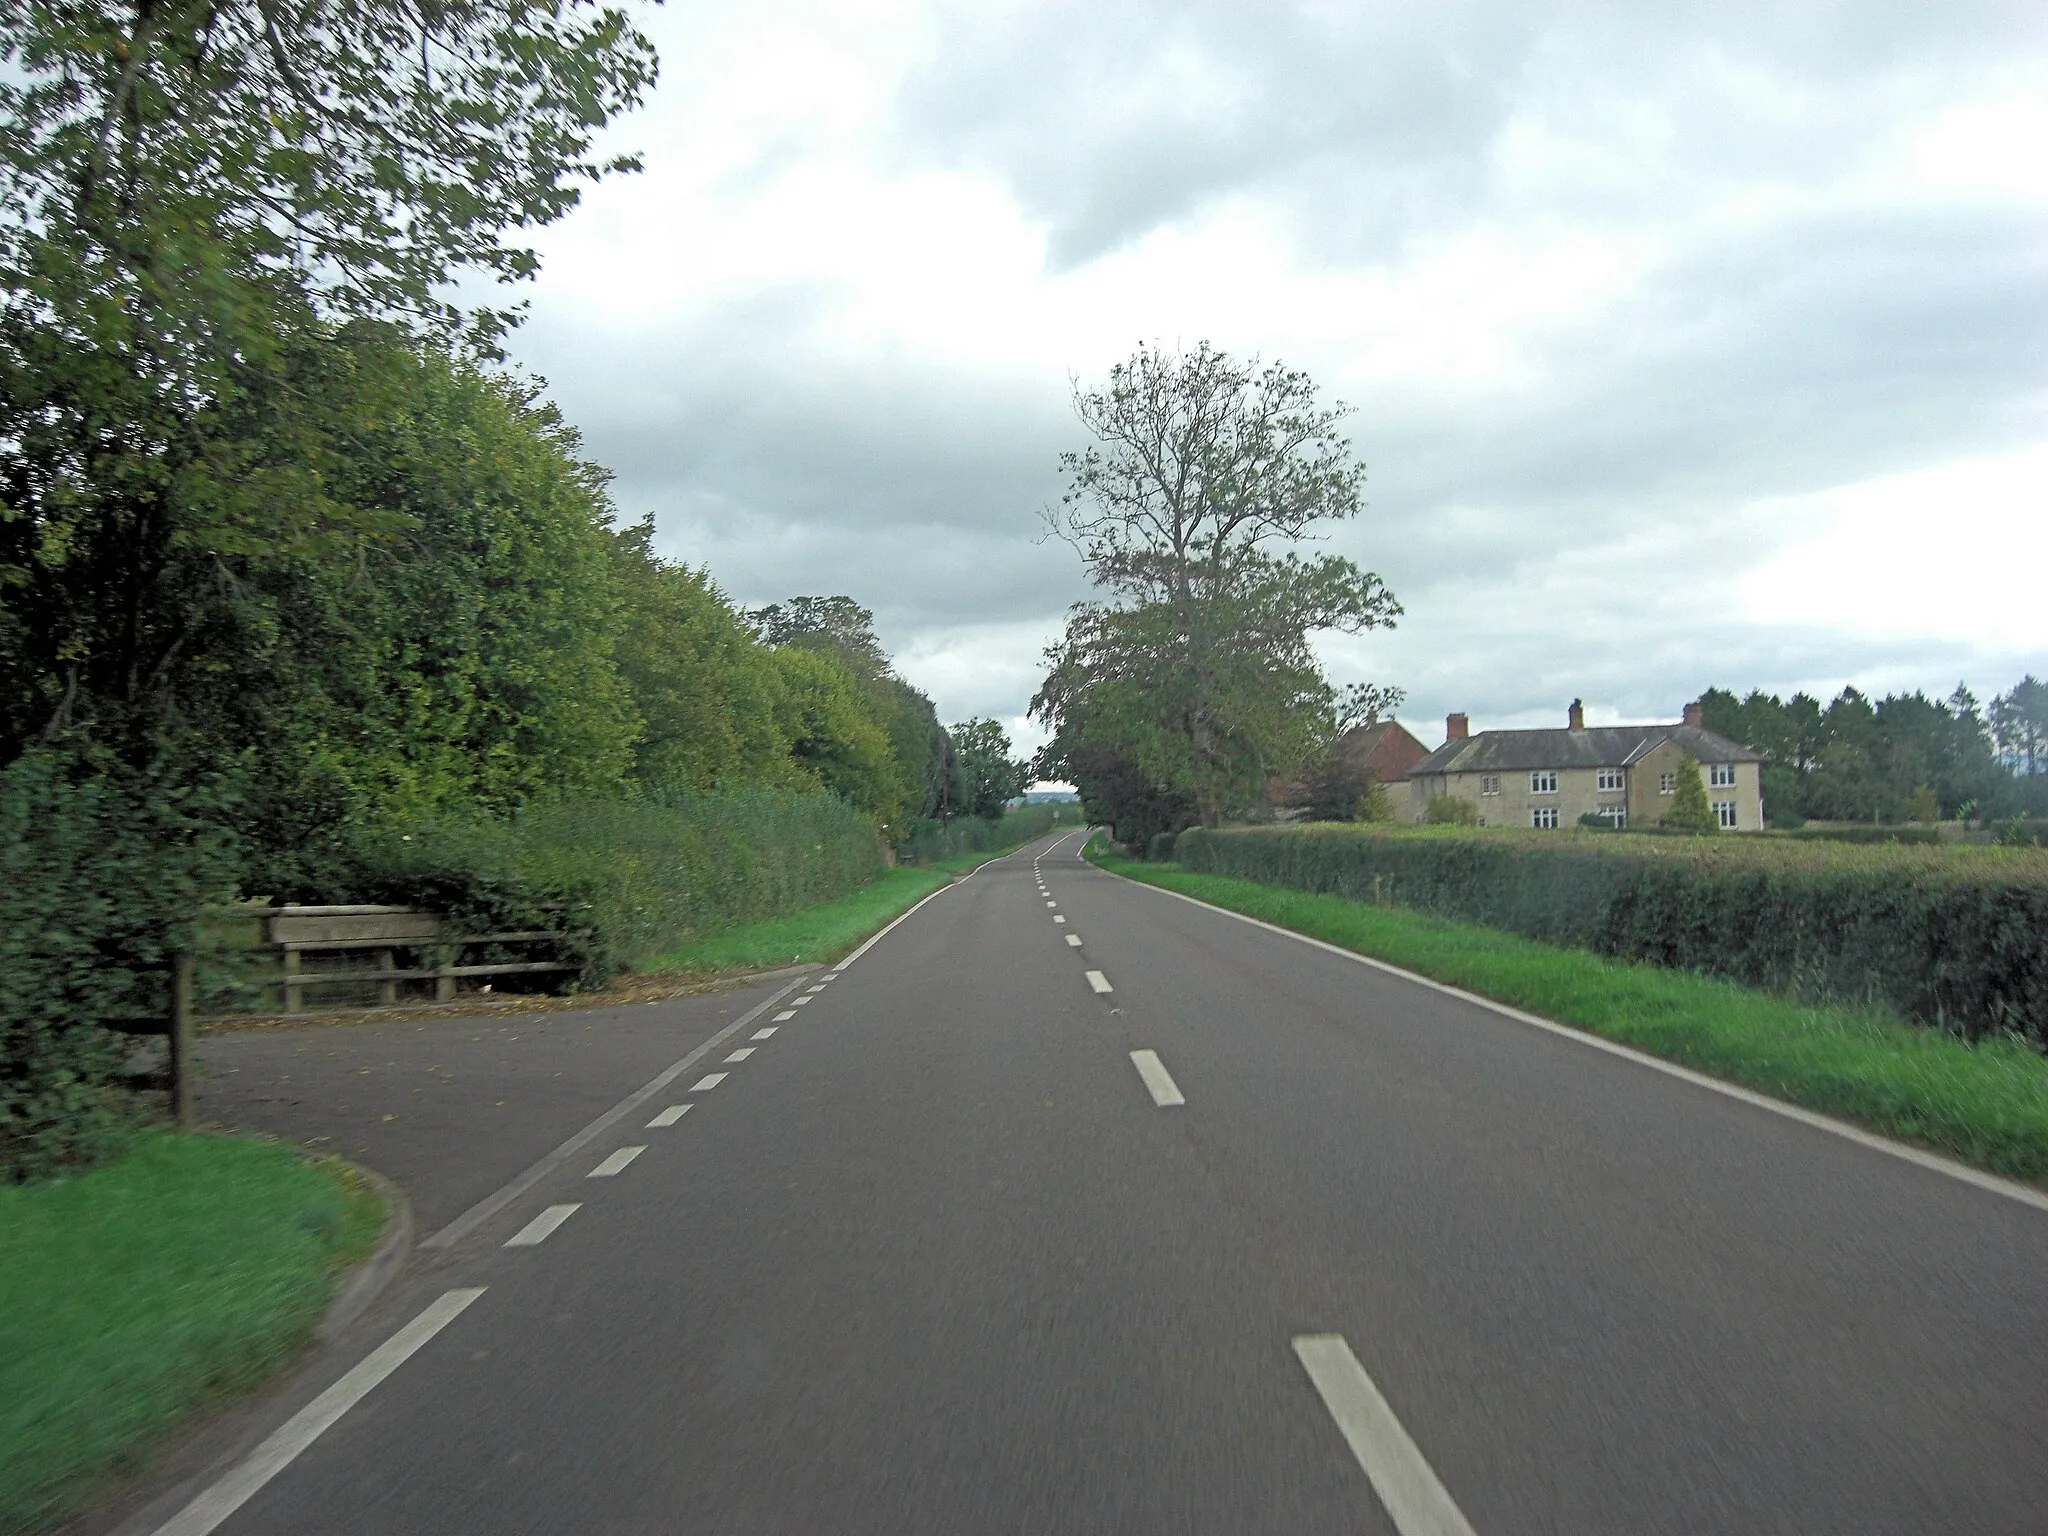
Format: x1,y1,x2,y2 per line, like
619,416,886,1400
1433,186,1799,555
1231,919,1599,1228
1596,767,1624,791
1714,799,1738,829
1530,770,1558,794
1480,775,1501,796
1709,763,1736,787
1658,772,1676,795
1532,806,1559,829
1598,804,1626,828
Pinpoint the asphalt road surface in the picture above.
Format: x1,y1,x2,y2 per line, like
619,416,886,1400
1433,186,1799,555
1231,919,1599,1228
116,831,2048,1534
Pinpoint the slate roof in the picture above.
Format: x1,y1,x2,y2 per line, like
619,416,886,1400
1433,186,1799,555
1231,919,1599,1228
1408,723,1762,777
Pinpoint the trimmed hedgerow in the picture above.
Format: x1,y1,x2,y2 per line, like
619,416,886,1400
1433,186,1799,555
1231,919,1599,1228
896,803,1067,866
278,786,885,990
1174,824,2048,1046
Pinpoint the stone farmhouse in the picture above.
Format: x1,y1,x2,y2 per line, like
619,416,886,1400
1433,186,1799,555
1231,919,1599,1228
1401,700,1766,830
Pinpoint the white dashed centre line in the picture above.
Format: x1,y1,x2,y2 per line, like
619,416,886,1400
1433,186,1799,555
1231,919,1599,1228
1292,1334,1478,1536
1085,969,1113,994
752,1027,778,1039
1045,900,1057,908
1054,915,1066,924
1065,934,1083,947
791,996,812,1006
773,1010,797,1022
724,1047,755,1062
690,1072,727,1092
588,1146,645,1177
807,984,827,993
1129,1050,1185,1106
646,1104,691,1128
505,1204,581,1246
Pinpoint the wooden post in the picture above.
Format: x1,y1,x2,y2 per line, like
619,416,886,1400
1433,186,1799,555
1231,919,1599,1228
169,950,195,1131
376,948,397,1008
280,945,301,1015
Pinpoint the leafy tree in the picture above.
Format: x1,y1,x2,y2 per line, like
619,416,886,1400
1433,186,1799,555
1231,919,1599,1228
752,596,893,683
0,0,657,765
948,717,1029,820
608,522,796,792
1053,745,1197,849
1991,676,2048,775
766,647,906,831
1664,753,1718,833
1033,342,1400,827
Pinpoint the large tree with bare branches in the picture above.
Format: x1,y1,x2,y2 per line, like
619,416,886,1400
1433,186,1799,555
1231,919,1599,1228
1032,342,1400,827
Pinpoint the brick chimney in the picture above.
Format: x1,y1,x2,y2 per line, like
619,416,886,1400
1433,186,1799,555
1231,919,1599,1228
1682,700,1703,727
1568,698,1585,731
1446,712,1469,741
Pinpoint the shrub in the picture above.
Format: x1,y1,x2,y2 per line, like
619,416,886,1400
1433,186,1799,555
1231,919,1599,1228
1424,794,1477,825
897,804,1064,865
1785,825,1944,846
0,753,238,1180
285,786,883,988
1174,824,2048,1045
1147,830,1179,862
1664,753,1717,833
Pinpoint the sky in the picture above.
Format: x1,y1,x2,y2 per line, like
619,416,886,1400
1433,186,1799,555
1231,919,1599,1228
503,0,2048,761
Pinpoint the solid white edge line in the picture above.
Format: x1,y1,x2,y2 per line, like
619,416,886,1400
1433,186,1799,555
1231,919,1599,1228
1112,868,2048,1216
1129,1049,1186,1106
1292,1334,1478,1536
647,1104,691,1127
504,1204,581,1246
1085,969,1114,994
421,973,812,1249
587,1145,645,1177
152,1290,488,1536
831,878,959,972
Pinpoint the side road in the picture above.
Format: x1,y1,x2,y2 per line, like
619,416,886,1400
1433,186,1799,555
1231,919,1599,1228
195,971,814,1235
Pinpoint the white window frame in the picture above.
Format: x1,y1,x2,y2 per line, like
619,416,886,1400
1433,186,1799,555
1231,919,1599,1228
1531,805,1559,829
1596,767,1624,792
1709,763,1737,787
1658,772,1676,795
1713,799,1738,829
1598,804,1626,828
1530,770,1558,795
1480,775,1501,796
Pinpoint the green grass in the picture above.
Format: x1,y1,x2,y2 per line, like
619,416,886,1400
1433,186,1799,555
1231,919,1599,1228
0,1134,384,1534
641,866,952,973
1095,845,2048,1186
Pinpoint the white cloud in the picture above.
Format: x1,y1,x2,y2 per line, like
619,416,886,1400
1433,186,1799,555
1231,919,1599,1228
501,0,2048,749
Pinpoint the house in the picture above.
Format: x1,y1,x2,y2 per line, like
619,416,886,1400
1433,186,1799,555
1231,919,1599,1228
1400,699,1766,830
1269,718,1429,817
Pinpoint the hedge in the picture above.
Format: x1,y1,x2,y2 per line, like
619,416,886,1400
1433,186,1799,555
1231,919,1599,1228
1174,825,2048,1046
896,804,1067,866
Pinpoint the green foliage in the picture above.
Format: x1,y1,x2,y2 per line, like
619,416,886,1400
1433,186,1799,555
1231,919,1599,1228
643,867,951,975
1033,341,1399,826
1098,854,2048,1184
1172,824,2048,1046
898,804,1065,866
307,787,884,987
1146,830,1180,862
0,751,238,1180
948,717,1030,819
1052,747,1197,848
1424,794,1477,825
0,1134,379,1534
1783,825,1944,846
1663,753,1717,832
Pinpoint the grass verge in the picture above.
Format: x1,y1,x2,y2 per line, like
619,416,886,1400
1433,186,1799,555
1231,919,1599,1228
1094,846,2048,1186
641,865,952,974
0,1134,384,1534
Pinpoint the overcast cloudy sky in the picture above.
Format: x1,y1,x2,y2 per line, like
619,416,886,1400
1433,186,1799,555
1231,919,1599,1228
505,0,2047,760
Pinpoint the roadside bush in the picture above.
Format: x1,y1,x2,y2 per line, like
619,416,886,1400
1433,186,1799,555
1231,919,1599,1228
282,786,883,987
1175,824,2048,1046
1147,830,1179,862
0,753,237,1180
1424,794,1477,825
1785,825,1945,846
898,804,1064,865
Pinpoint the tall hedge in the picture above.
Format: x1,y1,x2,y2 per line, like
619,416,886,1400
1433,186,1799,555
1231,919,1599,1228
1,753,237,1179
293,785,885,987
1175,825,2048,1045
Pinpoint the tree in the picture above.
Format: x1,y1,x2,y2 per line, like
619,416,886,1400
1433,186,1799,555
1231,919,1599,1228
948,718,1029,820
1664,753,1718,833
1991,676,2048,776
1033,342,1400,826
0,1,657,765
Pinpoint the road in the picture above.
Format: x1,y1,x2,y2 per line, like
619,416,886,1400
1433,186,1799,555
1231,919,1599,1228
116,831,2048,1534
